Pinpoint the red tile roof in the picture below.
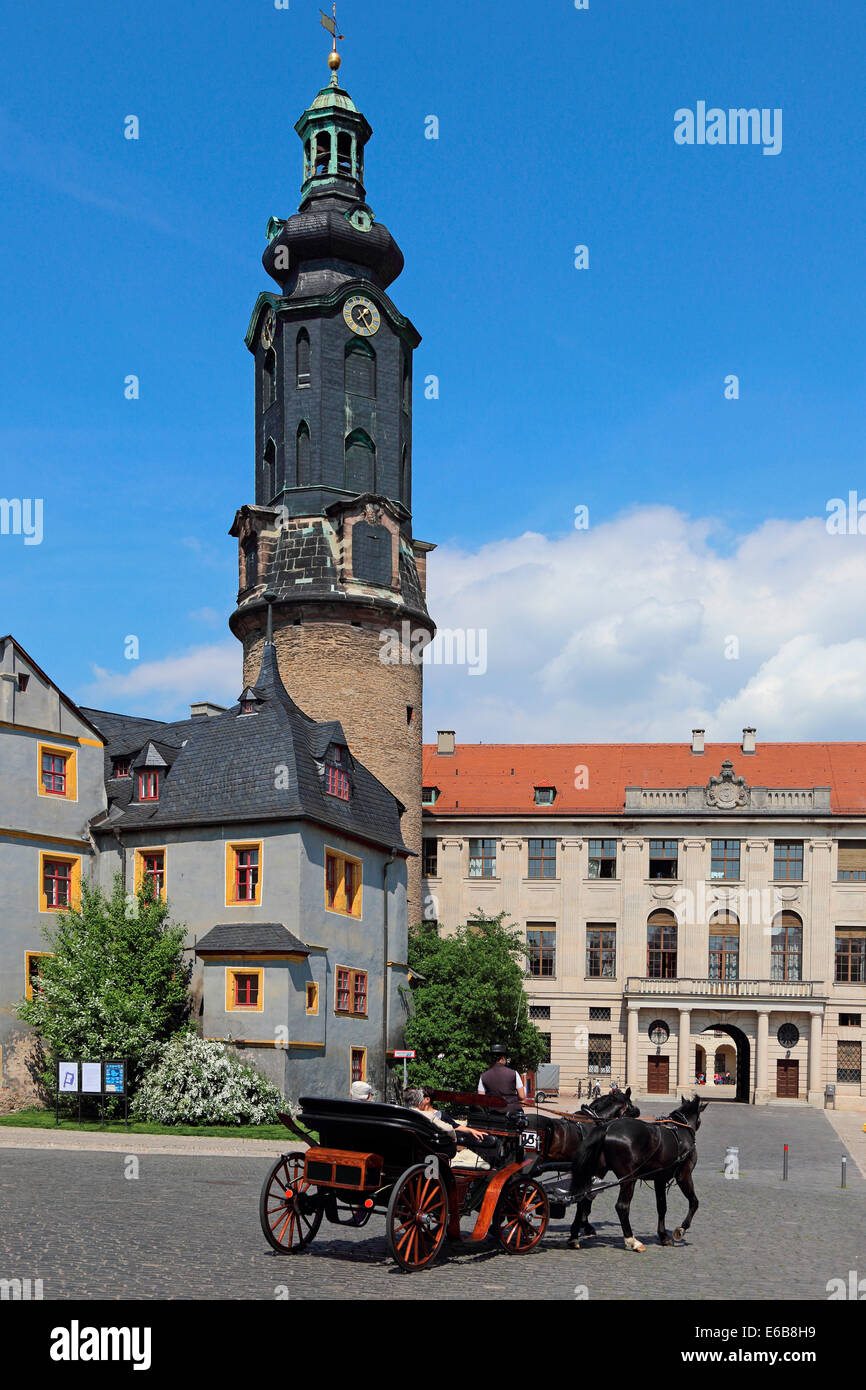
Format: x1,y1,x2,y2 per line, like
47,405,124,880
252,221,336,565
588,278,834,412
421,743,866,817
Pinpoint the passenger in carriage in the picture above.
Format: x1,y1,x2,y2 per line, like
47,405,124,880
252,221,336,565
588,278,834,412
403,1087,491,1169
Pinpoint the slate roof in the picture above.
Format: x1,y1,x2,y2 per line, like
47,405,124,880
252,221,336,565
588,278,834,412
195,923,309,955
422,742,866,818
85,645,408,852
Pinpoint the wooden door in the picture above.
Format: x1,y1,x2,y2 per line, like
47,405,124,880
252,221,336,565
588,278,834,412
647,1056,669,1094
776,1059,799,1098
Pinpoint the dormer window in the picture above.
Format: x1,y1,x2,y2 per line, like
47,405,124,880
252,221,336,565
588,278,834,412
243,701,256,715
534,786,556,805
238,688,260,716
422,786,440,806
325,746,350,800
138,771,159,801
113,758,131,778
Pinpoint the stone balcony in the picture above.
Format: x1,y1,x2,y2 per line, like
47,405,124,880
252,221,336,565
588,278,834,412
625,976,818,1000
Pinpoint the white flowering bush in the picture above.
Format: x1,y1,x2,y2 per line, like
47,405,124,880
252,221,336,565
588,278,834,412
132,1033,284,1126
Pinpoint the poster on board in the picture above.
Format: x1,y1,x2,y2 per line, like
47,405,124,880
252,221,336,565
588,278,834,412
81,1061,102,1094
58,1062,79,1093
103,1061,126,1094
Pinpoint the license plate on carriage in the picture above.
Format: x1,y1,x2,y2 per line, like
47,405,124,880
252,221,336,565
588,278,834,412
522,1131,541,1151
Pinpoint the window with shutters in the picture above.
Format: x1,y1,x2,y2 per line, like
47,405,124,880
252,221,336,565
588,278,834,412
296,329,311,388
588,1034,612,1075
345,429,375,492
325,850,362,918
586,925,616,978
296,422,311,485
838,841,866,880
345,341,376,398
835,928,866,983
647,910,678,978
837,1041,862,1084
771,912,803,981
352,520,391,585
335,967,367,1016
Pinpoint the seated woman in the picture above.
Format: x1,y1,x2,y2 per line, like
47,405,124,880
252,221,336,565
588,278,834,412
403,1087,491,1169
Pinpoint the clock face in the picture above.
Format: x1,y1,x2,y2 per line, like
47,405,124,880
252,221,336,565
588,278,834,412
343,295,381,337
260,308,276,350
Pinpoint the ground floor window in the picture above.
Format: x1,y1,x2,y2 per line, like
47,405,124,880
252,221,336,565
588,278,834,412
536,1032,551,1064
25,951,53,1001
588,1034,611,1074
351,1048,366,1084
837,1041,862,1084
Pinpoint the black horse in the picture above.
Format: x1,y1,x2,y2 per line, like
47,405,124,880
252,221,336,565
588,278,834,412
523,1086,639,1206
569,1094,708,1251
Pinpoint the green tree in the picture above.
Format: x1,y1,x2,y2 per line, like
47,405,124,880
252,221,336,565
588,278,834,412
403,912,546,1090
18,874,192,1096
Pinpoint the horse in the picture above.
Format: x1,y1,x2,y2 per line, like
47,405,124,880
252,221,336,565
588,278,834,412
518,1086,640,1207
568,1094,708,1252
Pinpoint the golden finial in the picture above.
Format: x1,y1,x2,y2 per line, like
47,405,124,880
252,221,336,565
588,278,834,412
320,5,344,82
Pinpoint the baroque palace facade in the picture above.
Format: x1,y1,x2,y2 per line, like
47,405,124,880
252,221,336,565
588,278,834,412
421,728,866,1111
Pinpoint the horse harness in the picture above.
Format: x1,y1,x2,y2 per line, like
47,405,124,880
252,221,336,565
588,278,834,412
588,1115,697,1196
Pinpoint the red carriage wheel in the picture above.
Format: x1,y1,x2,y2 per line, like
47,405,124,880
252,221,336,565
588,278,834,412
386,1163,449,1272
259,1151,324,1254
495,1177,549,1254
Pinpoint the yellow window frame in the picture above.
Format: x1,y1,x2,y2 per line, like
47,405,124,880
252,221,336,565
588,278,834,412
225,966,264,1012
306,981,319,1015
37,742,78,801
324,847,362,918
25,950,54,1001
38,852,81,913
350,1046,367,1085
225,840,263,907
134,847,167,900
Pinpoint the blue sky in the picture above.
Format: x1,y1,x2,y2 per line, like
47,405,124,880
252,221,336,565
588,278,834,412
3,2,866,740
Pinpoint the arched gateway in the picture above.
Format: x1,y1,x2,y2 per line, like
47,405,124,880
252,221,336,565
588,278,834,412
701,1023,751,1103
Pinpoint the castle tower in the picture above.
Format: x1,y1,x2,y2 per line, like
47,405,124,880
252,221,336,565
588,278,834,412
229,42,434,923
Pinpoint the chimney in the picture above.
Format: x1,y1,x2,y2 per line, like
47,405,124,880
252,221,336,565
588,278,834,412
437,730,455,755
742,727,756,754
190,701,228,719
691,728,705,754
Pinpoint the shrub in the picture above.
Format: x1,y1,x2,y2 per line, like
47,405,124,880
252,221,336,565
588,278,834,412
132,1034,284,1126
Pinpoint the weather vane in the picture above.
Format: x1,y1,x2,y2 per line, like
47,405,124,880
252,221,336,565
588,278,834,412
320,5,345,82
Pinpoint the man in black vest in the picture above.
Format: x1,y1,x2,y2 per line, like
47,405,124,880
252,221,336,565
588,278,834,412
477,1044,525,1116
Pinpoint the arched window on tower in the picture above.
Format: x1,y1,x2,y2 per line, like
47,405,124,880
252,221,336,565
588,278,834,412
345,340,375,398
314,132,331,176
401,444,409,502
402,357,410,414
337,131,353,176
296,421,311,486
263,438,276,502
304,138,312,180
262,347,276,410
296,330,311,389
242,534,258,590
345,429,375,494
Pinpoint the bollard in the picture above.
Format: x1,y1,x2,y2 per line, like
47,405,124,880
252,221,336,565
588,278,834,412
842,1156,847,1189
782,1143,789,1181
724,1145,739,1179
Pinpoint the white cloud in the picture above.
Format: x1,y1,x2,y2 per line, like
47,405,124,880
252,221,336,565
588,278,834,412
422,506,866,742
81,643,241,720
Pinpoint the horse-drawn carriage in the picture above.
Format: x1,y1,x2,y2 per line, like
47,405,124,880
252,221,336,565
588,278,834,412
259,1093,549,1272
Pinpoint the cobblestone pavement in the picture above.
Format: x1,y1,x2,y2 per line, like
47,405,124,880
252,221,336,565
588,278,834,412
0,1102,862,1301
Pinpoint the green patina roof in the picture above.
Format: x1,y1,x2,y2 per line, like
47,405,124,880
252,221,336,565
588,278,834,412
308,83,358,114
